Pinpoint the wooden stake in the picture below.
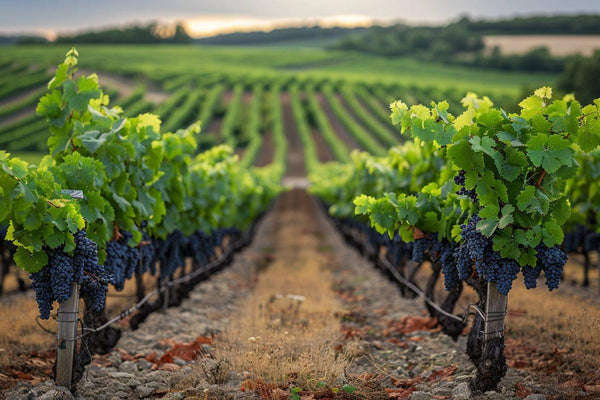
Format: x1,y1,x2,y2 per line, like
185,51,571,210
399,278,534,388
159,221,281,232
484,282,508,340
56,282,80,388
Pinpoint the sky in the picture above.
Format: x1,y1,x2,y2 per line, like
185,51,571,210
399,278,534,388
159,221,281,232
1,0,600,38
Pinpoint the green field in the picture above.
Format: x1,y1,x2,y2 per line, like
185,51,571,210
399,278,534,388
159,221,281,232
0,45,558,165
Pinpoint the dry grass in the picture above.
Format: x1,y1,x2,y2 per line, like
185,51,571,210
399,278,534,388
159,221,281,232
409,258,600,385
189,194,350,397
0,268,158,371
506,282,600,381
0,294,55,368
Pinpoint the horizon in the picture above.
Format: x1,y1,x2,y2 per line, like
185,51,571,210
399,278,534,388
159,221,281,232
2,0,600,39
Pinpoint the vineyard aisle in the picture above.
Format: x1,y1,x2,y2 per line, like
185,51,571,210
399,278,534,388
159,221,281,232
5,190,546,400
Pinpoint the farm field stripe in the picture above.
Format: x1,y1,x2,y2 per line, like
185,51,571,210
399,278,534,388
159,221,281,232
240,84,264,168
269,85,287,171
305,86,351,163
314,91,362,152
322,85,385,156
152,87,188,121
197,84,225,133
219,84,244,148
354,85,400,137
339,85,398,147
290,85,319,171
162,90,203,132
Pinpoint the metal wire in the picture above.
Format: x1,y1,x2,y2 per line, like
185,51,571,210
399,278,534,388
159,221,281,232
79,234,248,338
377,253,465,323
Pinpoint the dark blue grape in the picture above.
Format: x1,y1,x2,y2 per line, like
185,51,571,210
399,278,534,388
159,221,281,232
455,170,478,202
30,267,54,319
411,238,430,263
522,265,542,289
29,229,110,318
495,259,521,295
438,240,459,290
537,245,567,291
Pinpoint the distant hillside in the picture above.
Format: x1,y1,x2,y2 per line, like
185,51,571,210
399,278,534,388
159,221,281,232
332,14,600,72
54,23,191,44
456,14,600,35
0,35,49,45
196,26,365,47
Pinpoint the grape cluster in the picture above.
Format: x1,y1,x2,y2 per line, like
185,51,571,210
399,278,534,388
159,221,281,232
80,262,111,312
104,230,140,291
453,215,520,295
30,230,110,319
454,170,478,202
536,245,567,291
495,259,521,295
139,232,156,274
48,250,74,302
435,240,460,290
30,265,54,319
522,265,543,289
411,238,431,263
154,230,188,278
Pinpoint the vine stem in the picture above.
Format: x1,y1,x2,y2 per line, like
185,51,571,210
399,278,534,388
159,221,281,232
536,170,547,187
112,224,124,241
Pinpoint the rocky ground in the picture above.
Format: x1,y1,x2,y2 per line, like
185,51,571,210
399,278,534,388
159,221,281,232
1,190,567,399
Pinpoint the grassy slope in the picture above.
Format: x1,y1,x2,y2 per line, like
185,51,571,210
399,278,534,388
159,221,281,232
0,45,556,95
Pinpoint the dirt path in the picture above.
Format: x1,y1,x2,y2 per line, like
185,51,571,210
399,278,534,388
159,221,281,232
315,93,362,152
280,93,306,178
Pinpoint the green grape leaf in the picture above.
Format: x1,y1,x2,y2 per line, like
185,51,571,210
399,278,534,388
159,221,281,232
542,219,563,247
498,205,515,229
526,134,573,173
477,204,499,236
469,136,497,157
516,186,549,215
478,109,504,130
447,140,484,171
14,247,48,273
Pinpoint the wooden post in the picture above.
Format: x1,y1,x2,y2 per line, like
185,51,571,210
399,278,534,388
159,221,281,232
162,277,170,312
56,282,80,388
484,282,508,340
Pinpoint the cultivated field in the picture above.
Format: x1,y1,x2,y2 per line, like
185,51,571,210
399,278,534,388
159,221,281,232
1,44,599,400
484,34,600,55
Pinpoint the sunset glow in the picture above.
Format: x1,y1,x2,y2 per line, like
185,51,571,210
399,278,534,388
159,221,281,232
184,14,375,38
